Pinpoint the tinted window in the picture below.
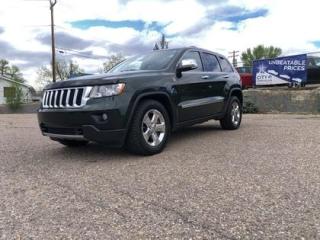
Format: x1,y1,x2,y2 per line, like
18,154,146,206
219,57,234,73
308,57,320,67
110,50,178,73
202,53,221,72
180,51,203,72
237,67,252,73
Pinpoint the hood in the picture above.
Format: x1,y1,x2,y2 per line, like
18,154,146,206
44,70,167,90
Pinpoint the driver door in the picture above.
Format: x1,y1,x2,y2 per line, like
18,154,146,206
174,51,212,122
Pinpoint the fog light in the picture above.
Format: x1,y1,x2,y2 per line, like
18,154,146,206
102,113,108,121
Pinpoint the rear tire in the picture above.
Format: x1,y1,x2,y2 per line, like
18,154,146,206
56,139,89,147
126,100,171,156
220,96,242,130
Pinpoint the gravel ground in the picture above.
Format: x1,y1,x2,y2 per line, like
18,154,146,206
0,114,320,240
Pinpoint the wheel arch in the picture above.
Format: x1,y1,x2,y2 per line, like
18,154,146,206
218,86,243,120
125,92,177,133
229,87,243,106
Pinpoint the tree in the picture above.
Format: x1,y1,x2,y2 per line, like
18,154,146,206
8,65,24,83
37,60,84,88
0,59,25,82
5,83,23,110
0,59,10,75
103,54,125,72
241,45,282,66
55,60,84,80
153,43,159,51
37,66,54,88
153,33,169,50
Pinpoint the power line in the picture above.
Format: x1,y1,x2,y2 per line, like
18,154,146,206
22,0,48,2
56,47,108,60
22,25,51,28
19,24,70,30
22,0,48,5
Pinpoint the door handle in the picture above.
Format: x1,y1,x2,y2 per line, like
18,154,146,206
223,76,229,79
201,75,209,79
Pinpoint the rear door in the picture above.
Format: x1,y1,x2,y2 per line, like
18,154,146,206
200,52,229,114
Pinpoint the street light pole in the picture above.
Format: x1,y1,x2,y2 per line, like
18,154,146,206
49,0,57,82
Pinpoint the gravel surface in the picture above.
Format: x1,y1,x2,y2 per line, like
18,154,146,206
0,114,320,239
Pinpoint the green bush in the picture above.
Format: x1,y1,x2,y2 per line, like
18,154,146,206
243,101,258,114
6,84,23,110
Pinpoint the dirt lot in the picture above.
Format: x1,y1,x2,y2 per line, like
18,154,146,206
0,114,320,239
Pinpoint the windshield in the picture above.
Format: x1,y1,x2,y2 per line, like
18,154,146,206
109,50,178,73
314,58,320,67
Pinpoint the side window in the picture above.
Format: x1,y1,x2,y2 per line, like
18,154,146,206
201,53,221,72
219,57,234,73
180,51,203,72
4,87,16,98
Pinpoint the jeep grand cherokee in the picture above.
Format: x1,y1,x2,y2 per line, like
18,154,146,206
38,47,243,155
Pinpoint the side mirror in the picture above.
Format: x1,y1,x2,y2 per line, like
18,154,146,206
178,59,198,72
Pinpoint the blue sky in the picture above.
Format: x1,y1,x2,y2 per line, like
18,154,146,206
71,20,165,32
313,41,320,48
215,8,268,22
69,6,269,34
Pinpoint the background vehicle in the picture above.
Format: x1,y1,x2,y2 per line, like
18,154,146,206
38,47,243,155
307,56,320,85
236,66,253,89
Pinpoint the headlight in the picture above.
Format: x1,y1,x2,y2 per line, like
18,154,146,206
89,83,125,98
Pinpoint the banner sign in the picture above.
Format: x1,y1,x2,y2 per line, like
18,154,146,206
253,54,307,86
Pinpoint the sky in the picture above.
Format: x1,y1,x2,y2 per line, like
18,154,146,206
0,0,319,88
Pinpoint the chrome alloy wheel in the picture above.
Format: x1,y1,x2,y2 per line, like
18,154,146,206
231,101,241,126
141,109,166,147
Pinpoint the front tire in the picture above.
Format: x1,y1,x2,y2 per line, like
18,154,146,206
220,96,242,130
126,100,171,155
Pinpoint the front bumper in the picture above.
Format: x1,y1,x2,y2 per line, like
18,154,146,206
38,109,127,147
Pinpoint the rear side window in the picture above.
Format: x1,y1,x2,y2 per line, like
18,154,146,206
219,57,234,73
180,51,203,72
201,53,221,72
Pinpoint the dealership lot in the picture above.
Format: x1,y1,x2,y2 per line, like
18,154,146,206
0,114,320,239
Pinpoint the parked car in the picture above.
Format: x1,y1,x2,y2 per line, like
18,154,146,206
38,47,243,155
307,56,320,84
236,66,253,89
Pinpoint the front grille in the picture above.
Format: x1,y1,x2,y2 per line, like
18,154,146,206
42,87,92,109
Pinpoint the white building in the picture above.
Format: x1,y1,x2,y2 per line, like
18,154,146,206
0,75,34,105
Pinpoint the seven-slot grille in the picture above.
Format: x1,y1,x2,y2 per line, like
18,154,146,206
42,87,92,109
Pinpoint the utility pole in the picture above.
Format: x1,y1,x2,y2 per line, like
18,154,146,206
228,50,239,67
49,0,57,82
